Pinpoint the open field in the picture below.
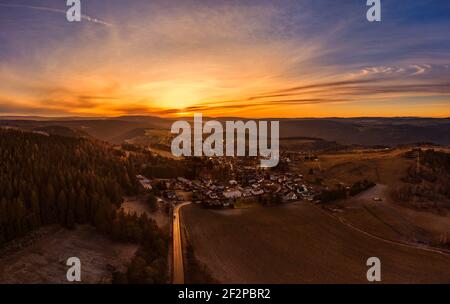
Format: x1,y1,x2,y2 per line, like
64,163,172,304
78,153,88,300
307,146,450,187
182,203,450,283
328,185,450,248
291,148,414,187
302,148,450,247
0,226,137,284
122,196,170,231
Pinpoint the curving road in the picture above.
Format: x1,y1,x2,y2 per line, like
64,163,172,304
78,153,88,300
172,202,191,284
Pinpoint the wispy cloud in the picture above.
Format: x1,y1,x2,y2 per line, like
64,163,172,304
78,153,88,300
0,0,449,117
0,3,113,26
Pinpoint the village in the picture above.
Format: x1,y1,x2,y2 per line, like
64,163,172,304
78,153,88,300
136,154,317,209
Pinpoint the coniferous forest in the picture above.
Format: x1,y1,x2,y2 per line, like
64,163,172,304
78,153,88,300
0,129,168,283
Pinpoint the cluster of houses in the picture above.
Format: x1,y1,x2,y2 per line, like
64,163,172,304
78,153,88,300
148,169,315,209
137,153,321,209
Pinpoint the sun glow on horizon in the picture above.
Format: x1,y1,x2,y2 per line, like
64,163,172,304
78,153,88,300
0,1,449,118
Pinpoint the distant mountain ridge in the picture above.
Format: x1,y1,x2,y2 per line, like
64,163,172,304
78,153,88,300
0,116,449,146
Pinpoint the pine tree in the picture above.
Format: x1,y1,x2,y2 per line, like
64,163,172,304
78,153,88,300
66,209,75,230
57,190,68,225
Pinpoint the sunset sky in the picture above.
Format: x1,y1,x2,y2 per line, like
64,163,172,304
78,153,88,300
0,0,449,118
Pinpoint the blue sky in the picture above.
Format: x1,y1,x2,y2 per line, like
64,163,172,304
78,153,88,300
0,0,449,117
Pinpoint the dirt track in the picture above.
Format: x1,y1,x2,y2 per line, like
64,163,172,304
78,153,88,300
332,184,450,249
182,203,450,283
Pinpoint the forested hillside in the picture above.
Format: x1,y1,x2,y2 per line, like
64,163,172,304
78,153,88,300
0,129,168,282
0,128,137,244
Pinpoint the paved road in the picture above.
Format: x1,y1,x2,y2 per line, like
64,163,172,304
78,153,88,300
172,202,191,284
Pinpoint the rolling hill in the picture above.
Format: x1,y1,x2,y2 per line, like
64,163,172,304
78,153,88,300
1,116,449,146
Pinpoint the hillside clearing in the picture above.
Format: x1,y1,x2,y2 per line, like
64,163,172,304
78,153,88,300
0,226,137,284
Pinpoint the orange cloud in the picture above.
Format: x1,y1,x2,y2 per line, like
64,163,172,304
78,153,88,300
0,3,449,118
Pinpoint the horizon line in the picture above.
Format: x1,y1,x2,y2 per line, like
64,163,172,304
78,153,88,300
0,115,449,120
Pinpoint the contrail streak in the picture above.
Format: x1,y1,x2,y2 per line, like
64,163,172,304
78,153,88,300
0,3,113,27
